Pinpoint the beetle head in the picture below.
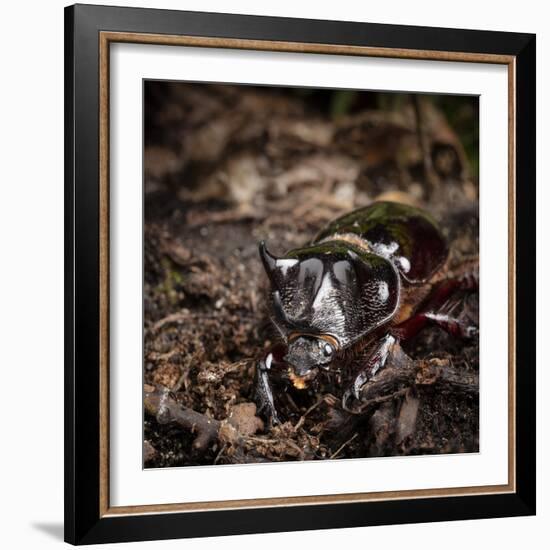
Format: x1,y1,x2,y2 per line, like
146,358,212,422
259,240,399,355
281,335,335,389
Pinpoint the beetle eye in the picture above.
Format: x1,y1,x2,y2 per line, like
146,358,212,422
322,343,334,357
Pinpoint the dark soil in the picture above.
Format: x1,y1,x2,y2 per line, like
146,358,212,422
143,82,479,468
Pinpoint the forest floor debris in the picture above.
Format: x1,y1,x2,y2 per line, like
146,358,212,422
143,83,479,467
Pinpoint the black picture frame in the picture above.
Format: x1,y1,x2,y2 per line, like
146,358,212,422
65,3,536,545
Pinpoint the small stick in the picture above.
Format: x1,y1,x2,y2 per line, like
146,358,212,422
293,397,325,432
330,433,359,459
348,344,478,414
213,443,227,465
144,384,220,452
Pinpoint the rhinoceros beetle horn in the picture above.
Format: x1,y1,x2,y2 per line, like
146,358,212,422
259,241,277,277
259,241,299,289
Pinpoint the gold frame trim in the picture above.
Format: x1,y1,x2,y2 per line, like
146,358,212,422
98,32,516,517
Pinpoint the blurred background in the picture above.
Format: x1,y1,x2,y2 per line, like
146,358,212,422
144,83,478,217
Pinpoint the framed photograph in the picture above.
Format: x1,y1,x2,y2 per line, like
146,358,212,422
64,4,536,545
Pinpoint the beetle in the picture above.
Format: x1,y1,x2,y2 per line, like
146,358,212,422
255,201,478,424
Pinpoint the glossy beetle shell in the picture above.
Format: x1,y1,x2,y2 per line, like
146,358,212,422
260,201,448,350
315,201,448,284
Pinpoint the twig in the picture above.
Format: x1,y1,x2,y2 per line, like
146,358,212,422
348,343,478,414
330,433,359,459
148,310,257,334
357,388,410,410
293,397,326,432
149,311,192,333
171,369,189,393
213,443,227,465
144,383,220,452
244,436,280,444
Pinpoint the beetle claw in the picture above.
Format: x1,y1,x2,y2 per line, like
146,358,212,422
352,373,368,400
341,387,365,414
341,389,354,412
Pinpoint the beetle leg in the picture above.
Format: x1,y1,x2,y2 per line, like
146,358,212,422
393,294,477,341
255,353,282,426
342,333,397,412
423,310,478,339
393,259,478,341
427,267,478,310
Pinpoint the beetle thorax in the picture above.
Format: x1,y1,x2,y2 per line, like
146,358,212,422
260,240,401,351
